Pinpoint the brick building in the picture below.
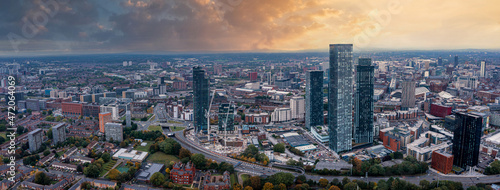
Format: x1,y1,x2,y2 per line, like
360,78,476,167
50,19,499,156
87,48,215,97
62,102,83,117
431,151,453,174
245,113,269,124
173,81,187,90
430,104,452,118
170,161,196,185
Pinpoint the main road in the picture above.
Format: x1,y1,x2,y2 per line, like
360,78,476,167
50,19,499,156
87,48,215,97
171,129,500,187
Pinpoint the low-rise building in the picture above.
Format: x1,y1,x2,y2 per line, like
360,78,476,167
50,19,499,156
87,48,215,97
431,151,454,174
202,171,230,190
406,131,451,162
171,161,196,185
51,162,78,172
112,148,148,162
137,163,165,183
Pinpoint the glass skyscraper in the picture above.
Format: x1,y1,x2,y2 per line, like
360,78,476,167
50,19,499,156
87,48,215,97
355,58,374,144
193,66,209,133
328,44,353,152
306,70,324,131
452,111,482,168
218,103,235,133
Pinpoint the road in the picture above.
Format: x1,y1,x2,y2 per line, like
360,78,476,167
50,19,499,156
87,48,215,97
172,129,500,187
136,103,189,131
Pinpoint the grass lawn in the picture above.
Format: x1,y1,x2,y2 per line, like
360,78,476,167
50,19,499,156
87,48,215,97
241,174,250,183
170,126,185,132
148,125,162,132
100,160,117,177
230,173,237,185
0,132,7,139
147,152,180,166
56,150,65,157
134,141,154,152
168,120,182,124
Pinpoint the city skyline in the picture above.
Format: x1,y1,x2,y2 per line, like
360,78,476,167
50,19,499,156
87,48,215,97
1,0,500,55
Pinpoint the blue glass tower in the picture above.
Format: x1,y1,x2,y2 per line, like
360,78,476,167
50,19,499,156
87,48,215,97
328,44,353,152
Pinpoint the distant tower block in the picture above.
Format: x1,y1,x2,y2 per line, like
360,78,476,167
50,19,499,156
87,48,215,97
126,110,131,127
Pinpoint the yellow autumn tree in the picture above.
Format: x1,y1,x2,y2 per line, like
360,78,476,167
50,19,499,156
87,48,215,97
107,169,121,180
329,185,341,190
277,183,286,190
319,178,329,187
263,182,274,190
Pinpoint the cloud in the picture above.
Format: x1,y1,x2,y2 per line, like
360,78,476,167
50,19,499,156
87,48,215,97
0,0,499,53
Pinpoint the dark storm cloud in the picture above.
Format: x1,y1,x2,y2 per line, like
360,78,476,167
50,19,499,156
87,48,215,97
0,0,345,52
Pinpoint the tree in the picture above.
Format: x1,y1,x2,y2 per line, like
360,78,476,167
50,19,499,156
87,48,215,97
77,165,84,173
165,168,171,174
296,175,306,184
244,186,254,190
233,183,243,190
249,176,261,190
262,182,274,190
268,172,295,187
34,172,51,185
319,178,329,187
277,183,287,190
101,152,111,162
242,145,259,157
107,169,121,180
417,179,430,189
179,148,192,159
328,185,341,190
47,128,53,139
344,182,358,190
342,177,350,186
191,153,207,168
84,165,101,178
120,141,127,148
43,149,51,156
485,160,500,175
17,126,25,135
273,143,285,153
150,172,165,187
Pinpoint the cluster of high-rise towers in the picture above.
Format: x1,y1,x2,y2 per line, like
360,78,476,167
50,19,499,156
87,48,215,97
306,44,374,152
192,44,375,153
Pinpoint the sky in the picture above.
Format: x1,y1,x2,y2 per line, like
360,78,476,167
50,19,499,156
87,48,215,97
0,0,499,55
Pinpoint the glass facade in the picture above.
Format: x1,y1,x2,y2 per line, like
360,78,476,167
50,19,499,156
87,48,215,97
218,103,235,132
306,70,324,131
452,112,482,168
355,58,374,144
193,67,209,133
328,44,353,152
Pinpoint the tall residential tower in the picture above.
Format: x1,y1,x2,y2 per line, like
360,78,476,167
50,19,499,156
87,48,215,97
193,67,210,133
305,70,324,131
452,112,482,168
401,79,416,110
354,58,374,144
328,44,353,152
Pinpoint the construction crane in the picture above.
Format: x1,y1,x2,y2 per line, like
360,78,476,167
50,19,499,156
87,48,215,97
223,101,233,152
205,89,216,143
